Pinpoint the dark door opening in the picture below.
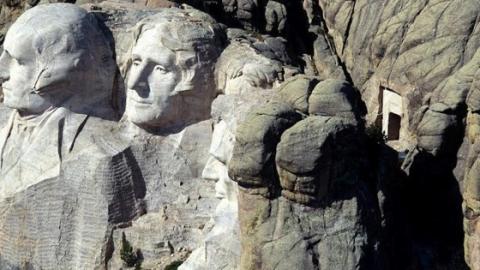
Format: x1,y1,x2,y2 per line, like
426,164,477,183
388,112,401,140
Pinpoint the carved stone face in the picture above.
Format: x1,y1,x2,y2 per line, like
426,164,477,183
202,120,236,201
0,33,51,115
0,4,115,117
126,28,183,128
125,9,224,131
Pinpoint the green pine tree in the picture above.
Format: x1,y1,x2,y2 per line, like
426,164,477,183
120,232,138,267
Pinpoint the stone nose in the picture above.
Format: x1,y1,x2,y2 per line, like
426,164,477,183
214,179,228,199
202,156,222,181
0,52,10,84
127,64,150,97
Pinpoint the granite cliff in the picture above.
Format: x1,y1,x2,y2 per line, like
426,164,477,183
0,1,478,270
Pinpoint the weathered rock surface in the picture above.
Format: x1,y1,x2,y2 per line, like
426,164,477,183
277,75,318,114
0,131,143,269
180,30,292,270
108,121,217,269
229,101,302,189
214,30,290,95
180,92,275,270
174,0,480,147
461,51,480,270
0,0,478,269
105,7,227,269
0,5,146,270
276,116,360,204
308,78,364,121
229,76,382,270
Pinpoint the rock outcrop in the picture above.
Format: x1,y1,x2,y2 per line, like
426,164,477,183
228,76,382,270
181,31,291,269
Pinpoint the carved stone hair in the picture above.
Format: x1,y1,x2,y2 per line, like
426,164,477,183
132,8,226,94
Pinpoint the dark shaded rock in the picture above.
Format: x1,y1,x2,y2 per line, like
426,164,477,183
229,74,382,270
228,101,302,189
308,79,364,121
276,116,360,204
277,75,319,113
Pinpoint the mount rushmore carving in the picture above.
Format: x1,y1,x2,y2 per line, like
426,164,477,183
0,1,478,270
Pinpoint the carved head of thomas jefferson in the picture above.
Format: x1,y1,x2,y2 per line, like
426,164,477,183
125,8,225,131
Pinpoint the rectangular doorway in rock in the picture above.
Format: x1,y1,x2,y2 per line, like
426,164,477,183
381,87,403,141
387,112,401,140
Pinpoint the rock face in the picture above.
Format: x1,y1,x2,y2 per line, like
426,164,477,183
181,32,290,269
182,0,480,147
106,7,228,269
0,4,226,270
179,93,273,270
463,50,480,270
228,76,382,270
214,29,291,95
399,19,480,270
107,121,217,269
0,3,118,192
190,1,480,268
123,7,225,132
0,4,144,269
0,1,478,269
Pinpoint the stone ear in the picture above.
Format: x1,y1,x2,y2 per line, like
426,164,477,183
33,65,61,94
30,66,49,94
32,57,79,95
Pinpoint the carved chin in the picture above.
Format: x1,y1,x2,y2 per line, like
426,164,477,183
125,104,175,129
3,91,48,114
126,109,158,127
125,97,183,129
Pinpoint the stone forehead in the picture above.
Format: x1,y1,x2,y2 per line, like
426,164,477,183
211,91,276,129
9,4,89,34
5,3,106,53
136,8,219,44
5,3,111,57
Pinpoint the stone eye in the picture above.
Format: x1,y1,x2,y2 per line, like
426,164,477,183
5,50,25,66
132,58,141,67
154,65,167,73
9,55,23,66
